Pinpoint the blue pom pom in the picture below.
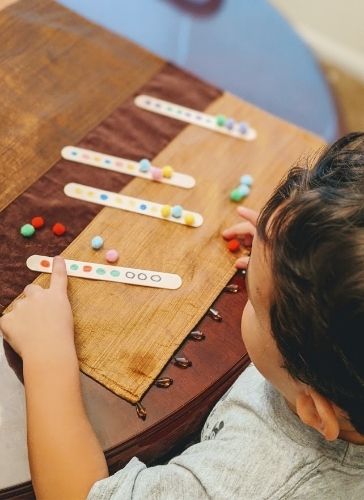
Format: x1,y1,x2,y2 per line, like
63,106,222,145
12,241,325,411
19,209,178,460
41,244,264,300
237,184,250,198
171,205,183,218
91,235,104,250
225,118,235,130
240,174,254,187
238,122,249,134
139,158,151,173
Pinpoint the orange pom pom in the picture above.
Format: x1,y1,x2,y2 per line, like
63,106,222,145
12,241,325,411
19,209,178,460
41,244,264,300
52,222,66,236
227,239,240,252
31,216,45,229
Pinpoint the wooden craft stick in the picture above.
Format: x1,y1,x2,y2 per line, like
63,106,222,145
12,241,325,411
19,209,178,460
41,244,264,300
134,94,257,141
62,146,196,189
27,255,183,290
64,182,203,227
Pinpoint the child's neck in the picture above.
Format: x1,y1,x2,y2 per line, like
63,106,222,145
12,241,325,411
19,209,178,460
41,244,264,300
285,398,364,445
338,429,364,445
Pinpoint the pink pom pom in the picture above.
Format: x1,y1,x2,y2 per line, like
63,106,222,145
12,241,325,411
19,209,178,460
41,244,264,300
105,249,119,263
150,166,163,181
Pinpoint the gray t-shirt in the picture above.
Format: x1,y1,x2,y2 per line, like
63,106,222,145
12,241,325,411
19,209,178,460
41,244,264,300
88,365,364,499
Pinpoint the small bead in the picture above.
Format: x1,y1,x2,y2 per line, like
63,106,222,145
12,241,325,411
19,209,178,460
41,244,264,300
162,165,174,178
151,166,163,181
215,114,226,126
237,184,250,198
184,213,195,226
31,216,45,229
171,205,183,218
240,174,254,187
52,223,66,236
238,122,249,134
230,189,242,202
139,158,151,173
161,205,171,218
91,236,104,250
105,249,119,263
20,223,35,238
225,117,235,130
227,239,240,252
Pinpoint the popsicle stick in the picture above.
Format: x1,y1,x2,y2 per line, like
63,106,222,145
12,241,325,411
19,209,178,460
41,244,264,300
134,94,257,141
64,182,203,227
61,146,196,189
27,255,182,290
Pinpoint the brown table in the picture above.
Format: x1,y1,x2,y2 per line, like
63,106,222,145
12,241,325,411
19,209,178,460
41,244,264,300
0,1,324,498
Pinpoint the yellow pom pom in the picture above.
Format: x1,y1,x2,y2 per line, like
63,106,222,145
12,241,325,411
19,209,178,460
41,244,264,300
184,213,195,226
162,165,174,178
161,205,171,218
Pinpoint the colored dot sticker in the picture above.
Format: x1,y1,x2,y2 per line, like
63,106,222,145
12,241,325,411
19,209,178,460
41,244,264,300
100,194,108,201
70,263,79,271
104,159,112,164
40,259,50,268
71,150,78,156
96,267,106,275
139,204,147,210
110,270,121,277
83,265,92,272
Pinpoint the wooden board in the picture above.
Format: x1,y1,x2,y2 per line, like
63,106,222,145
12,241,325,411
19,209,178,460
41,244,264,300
0,0,163,210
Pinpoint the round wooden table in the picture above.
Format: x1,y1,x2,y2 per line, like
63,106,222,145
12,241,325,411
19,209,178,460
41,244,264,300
0,1,326,497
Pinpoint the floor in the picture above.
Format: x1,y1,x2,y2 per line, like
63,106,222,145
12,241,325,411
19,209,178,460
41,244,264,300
320,61,364,134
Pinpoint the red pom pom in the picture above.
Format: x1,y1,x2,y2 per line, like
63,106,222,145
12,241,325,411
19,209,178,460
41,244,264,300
227,239,240,252
52,222,66,236
31,216,45,229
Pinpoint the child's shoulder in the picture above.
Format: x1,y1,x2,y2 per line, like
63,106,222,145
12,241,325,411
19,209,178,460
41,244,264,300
89,365,364,499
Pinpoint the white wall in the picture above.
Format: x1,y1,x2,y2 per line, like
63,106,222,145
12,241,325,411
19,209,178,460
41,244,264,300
270,0,364,81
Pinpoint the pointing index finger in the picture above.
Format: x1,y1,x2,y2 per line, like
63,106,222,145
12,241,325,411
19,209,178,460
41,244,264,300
50,256,68,292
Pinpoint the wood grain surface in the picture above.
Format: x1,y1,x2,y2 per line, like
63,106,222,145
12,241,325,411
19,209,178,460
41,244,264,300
0,0,163,211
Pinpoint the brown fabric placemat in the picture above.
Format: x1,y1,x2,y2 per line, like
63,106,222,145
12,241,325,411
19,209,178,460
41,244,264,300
7,92,323,403
0,63,221,315
0,0,164,211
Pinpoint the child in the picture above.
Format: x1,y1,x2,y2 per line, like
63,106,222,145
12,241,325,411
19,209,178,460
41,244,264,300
1,132,364,499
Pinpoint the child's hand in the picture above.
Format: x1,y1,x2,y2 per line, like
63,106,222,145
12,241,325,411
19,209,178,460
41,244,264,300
222,206,258,269
0,256,75,362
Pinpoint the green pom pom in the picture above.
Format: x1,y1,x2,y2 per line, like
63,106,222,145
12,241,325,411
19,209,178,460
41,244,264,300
20,223,35,238
230,189,242,202
216,114,226,126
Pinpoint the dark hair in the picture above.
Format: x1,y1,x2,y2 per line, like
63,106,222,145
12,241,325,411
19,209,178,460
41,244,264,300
257,132,364,433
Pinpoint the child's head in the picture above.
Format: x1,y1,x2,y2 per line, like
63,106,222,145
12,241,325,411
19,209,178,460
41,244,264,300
242,132,364,441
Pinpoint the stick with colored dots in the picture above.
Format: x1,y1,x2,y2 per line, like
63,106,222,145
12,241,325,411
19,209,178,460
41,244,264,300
61,146,195,189
27,255,182,290
64,183,203,227
134,95,257,141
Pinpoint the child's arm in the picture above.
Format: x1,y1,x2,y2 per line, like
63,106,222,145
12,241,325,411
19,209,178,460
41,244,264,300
0,257,108,499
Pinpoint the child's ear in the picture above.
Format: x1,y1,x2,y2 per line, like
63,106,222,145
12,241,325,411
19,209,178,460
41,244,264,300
296,387,340,441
